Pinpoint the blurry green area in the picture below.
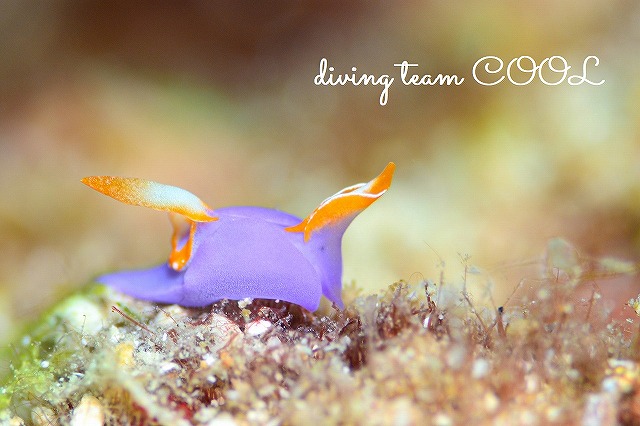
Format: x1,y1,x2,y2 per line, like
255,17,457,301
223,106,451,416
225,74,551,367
0,1,639,346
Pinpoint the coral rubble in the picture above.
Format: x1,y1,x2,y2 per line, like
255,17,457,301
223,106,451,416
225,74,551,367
2,243,640,425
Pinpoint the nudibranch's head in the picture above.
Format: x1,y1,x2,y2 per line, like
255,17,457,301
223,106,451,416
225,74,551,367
82,162,395,311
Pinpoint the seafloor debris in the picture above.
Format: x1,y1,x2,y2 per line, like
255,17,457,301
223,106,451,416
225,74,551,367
1,242,640,425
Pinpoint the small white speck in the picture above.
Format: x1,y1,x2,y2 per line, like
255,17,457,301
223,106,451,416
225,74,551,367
70,394,104,426
446,345,466,370
472,358,490,379
423,315,431,329
245,320,272,337
238,298,253,309
160,362,180,374
433,413,452,426
40,360,50,368
21,335,31,346
601,377,619,394
202,353,216,366
266,336,281,348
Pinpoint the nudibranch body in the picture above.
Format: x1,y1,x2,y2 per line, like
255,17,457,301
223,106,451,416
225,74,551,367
82,162,394,311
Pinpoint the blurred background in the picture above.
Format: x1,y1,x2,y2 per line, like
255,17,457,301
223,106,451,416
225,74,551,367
1,1,639,343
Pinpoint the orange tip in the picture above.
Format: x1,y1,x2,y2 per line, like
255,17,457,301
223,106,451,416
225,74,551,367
81,176,218,223
286,162,395,242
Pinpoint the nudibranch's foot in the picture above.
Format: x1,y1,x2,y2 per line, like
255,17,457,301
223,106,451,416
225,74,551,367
98,261,323,311
98,264,186,305
323,287,344,310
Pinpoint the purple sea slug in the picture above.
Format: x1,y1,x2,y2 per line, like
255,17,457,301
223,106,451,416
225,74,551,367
82,162,395,311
